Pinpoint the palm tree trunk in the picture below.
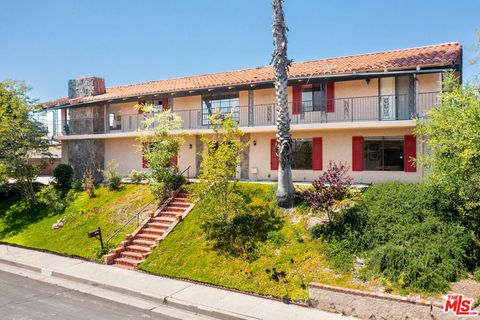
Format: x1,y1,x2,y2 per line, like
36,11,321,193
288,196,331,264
272,0,294,208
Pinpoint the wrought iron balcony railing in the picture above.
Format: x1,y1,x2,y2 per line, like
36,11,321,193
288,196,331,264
42,92,440,137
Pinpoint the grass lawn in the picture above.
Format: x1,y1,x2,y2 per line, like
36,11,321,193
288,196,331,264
140,183,366,302
0,184,154,261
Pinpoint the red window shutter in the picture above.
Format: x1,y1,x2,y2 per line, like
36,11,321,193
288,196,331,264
142,143,148,168
292,85,302,115
352,136,363,171
162,98,169,111
138,100,145,114
404,135,417,172
312,137,323,171
171,154,178,166
270,139,279,170
326,82,335,113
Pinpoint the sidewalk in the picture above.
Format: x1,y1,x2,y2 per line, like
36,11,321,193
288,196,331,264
0,244,350,320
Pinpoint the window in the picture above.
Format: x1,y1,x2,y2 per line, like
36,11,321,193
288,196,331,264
152,101,163,113
109,112,121,130
363,137,404,171
302,83,325,112
202,92,240,125
291,139,312,170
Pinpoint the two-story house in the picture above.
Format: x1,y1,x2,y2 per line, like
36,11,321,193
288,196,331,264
43,42,462,183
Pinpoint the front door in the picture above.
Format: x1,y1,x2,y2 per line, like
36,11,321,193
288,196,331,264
379,77,395,120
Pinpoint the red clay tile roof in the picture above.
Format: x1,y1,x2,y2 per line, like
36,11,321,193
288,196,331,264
44,42,461,107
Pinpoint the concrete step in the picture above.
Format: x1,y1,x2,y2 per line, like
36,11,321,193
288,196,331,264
120,251,144,260
142,228,165,235
126,245,151,253
136,233,162,241
160,211,184,216
170,202,191,207
164,206,186,212
151,216,176,223
159,213,182,220
113,263,136,270
146,222,171,230
114,257,144,268
132,239,156,247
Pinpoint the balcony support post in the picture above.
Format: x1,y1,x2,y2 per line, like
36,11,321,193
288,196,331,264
105,103,110,133
409,74,416,118
351,98,354,122
248,90,254,126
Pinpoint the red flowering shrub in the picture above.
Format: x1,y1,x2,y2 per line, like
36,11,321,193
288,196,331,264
300,161,352,222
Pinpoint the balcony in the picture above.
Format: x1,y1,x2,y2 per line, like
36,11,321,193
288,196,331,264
44,92,440,137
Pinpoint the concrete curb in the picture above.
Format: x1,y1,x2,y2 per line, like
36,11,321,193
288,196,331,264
0,256,255,320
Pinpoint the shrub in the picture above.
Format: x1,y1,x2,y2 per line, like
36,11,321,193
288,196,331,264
300,161,352,222
53,164,73,189
474,268,480,282
137,108,183,203
71,178,83,191
313,182,472,293
130,170,149,183
102,160,122,190
416,74,480,241
37,184,67,214
82,170,95,198
198,184,283,259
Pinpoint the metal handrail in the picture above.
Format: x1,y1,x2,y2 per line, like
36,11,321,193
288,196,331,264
104,199,154,251
180,165,191,181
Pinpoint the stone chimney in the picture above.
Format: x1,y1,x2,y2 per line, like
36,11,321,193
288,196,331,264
68,76,106,99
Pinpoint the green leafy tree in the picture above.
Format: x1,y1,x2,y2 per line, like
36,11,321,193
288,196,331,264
189,111,248,217
188,112,284,258
0,80,53,204
415,73,480,252
137,105,184,202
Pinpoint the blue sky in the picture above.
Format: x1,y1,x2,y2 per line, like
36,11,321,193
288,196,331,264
1,0,479,102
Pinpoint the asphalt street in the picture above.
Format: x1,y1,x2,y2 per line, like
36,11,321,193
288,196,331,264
0,270,173,320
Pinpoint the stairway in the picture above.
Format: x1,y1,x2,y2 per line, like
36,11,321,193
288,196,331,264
104,190,194,270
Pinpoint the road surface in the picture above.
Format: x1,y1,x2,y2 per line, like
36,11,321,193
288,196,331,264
0,270,173,320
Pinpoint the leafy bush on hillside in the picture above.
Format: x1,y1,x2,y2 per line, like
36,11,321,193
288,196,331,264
102,160,122,191
197,183,283,260
37,184,67,214
53,164,73,189
311,182,472,293
82,170,95,198
300,161,352,223
129,170,149,183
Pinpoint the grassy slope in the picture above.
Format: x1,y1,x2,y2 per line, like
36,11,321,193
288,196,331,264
140,184,365,302
0,185,154,261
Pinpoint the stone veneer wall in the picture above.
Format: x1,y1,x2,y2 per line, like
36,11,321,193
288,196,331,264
67,105,105,135
308,283,464,320
68,76,106,99
68,139,105,181
240,133,250,180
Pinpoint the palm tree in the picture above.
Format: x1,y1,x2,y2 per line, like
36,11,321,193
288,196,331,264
272,0,294,208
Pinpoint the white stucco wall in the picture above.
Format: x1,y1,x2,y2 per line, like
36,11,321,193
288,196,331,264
247,127,423,184
104,137,144,175
177,134,197,178
103,135,198,177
